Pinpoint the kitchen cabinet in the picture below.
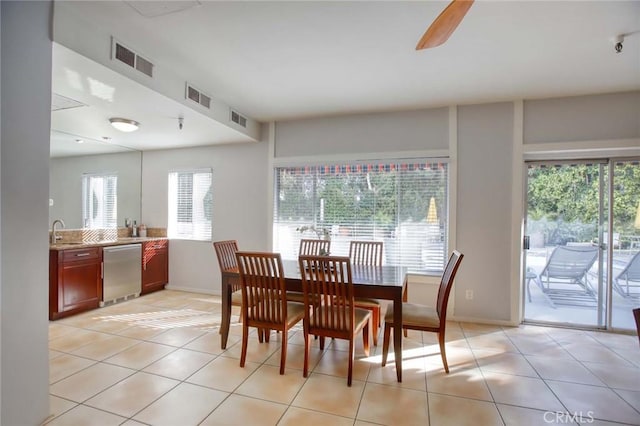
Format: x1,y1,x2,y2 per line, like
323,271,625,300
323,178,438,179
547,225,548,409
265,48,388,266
141,239,169,294
49,247,102,320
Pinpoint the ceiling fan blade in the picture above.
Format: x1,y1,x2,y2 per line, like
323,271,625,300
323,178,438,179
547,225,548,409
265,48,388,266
416,0,474,50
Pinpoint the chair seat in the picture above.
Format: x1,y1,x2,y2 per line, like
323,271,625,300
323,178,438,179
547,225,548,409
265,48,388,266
286,291,305,303
286,302,306,327
354,297,381,307
231,289,243,306
310,306,371,330
385,302,440,329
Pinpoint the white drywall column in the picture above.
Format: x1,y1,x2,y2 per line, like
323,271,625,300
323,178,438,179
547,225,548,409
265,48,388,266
1,1,52,424
511,101,524,323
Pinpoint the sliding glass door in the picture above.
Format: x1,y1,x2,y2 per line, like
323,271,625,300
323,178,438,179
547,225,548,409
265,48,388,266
523,159,640,330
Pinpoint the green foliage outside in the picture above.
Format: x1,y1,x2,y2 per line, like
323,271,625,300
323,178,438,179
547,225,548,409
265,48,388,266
527,162,640,246
276,165,447,237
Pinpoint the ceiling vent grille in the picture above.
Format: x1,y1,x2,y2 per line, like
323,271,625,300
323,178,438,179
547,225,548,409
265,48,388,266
231,110,247,128
185,83,211,109
112,38,154,78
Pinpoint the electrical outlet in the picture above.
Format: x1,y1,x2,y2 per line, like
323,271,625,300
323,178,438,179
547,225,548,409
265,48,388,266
465,289,474,300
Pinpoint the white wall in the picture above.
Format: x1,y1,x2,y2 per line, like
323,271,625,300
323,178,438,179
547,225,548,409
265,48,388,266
275,107,448,157
455,102,514,321
50,151,142,228
1,1,52,424
141,140,269,294
524,91,640,144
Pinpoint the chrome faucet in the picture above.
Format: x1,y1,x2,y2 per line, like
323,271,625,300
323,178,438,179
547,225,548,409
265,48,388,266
51,219,65,244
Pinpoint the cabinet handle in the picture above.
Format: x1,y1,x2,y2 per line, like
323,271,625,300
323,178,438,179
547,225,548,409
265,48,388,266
75,253,91,257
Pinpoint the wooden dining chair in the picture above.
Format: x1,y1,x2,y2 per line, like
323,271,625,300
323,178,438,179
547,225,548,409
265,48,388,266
349,240,384,345
299,238,331,256
299,255,372,386
213,240,243,320
235,251,305,375
382,250,464,373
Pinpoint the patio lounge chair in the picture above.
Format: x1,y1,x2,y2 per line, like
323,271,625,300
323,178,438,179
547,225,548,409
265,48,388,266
538,245,598,306
614,251,640,299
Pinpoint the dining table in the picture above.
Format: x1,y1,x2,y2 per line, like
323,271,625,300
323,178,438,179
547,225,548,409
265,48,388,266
220,259,408,382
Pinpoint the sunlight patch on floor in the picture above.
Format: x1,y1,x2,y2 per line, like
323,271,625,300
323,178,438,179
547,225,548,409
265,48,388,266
95,309,221,330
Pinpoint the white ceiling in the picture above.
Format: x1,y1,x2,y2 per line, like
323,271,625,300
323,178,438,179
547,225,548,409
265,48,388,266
51,0,640,155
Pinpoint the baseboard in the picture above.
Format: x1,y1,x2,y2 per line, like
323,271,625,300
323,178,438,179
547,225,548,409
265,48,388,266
449,315,520,327
164,284,220,296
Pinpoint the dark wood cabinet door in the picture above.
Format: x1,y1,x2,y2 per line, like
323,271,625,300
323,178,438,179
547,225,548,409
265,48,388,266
142,240,169,294
61,258,102,310
50,247,102,320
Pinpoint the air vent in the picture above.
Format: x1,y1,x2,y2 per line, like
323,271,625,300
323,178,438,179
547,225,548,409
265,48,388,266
51,93,87,111
231,110,247,128
135,55,154,77
185,83,212,109
112,38,154,78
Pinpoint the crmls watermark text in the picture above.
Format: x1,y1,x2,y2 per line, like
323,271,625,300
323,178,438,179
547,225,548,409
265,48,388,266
544,411,595,424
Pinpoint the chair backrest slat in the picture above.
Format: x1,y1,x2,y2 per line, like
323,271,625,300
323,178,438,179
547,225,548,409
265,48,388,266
349,240,383,266
236,251,287,325
299,239,331,256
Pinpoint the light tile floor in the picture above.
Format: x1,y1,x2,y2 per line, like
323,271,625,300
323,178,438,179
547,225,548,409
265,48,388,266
47,290,640,425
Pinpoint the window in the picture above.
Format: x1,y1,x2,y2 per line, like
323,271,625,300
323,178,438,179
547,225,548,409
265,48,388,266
273,160,449,272
82,173,117,228
168,169,212,240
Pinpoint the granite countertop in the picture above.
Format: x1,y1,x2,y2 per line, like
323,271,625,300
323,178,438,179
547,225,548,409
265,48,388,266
49,237,168,251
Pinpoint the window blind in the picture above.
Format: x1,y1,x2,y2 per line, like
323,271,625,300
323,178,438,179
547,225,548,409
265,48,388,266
168,169,212,240
82,173,117,229
273,160,448,272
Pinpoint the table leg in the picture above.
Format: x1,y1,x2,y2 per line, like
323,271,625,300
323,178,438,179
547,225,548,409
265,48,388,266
220,273,231,350
393,293,402,382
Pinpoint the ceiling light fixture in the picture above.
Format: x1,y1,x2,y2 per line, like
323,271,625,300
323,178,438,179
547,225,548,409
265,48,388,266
109,117,140,132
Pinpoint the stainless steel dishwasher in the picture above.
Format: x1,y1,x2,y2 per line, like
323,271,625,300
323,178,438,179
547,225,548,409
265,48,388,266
102,244,142,306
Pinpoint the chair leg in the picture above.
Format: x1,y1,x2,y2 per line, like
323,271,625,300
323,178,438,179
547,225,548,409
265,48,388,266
280,329,287,375
348,338,354,387
371,307,379,346
265,329,271,343
363,319,370,357
240,324,249,368
303,327,310,378
438,332,449,373
381,322,391,367
319,336,325,350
